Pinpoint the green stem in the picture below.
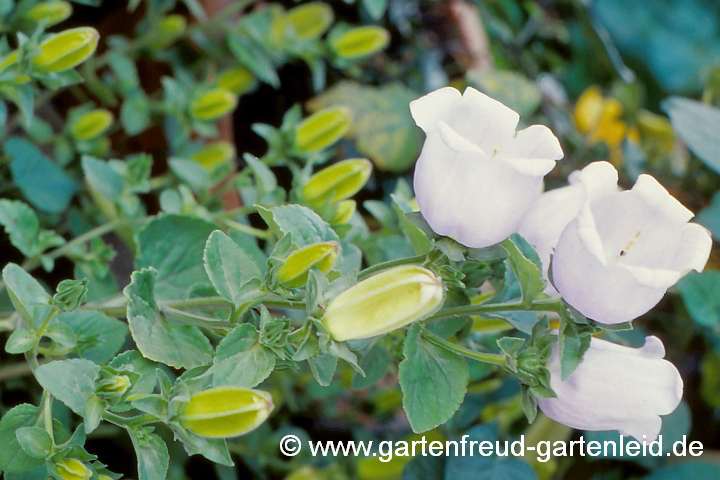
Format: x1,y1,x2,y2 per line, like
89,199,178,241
357,254,428,280
420,329,506,366
427,297,564,323
224,219,273,239
160,305,233,329
103,412,160,428
211,205,257,222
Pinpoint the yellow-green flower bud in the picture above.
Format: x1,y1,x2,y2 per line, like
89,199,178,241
285,2,335,41
55,458,92,480
69,109,113,140
98,476,113,480
276,241,340,288
96,374,131,398
330,199,356,224
303,158,372,206
216,66,255,95
25,1,73,27
189,88,238,121
181,387,274,438
330,26,390,59
324,265,444,341
0,50,31,83
33,27,99,72
190,141,236,170
295,107,351,153
152,14,187,47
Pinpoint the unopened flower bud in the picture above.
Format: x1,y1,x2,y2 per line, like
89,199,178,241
181,387,274,438
282,2,335,41
303,158,372,206
190,141,236,170
189,88,238,121
33,27,99,72
330,26,390,59
152,14,187,47
55,458,92,480
295,107,351,153
276,242,340,288
216,66,255,95
96,374,131,399
25,1,73,27
69,109,113,140
52,279,88,311
285,466,323,480
0,50,30,83
324,265,444,341
330,199,356,224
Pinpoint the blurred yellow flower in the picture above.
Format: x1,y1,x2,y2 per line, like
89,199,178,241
573,86,639,165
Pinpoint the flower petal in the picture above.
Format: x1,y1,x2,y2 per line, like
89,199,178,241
441,87,520,155
496,125,563,176
632,174,693,226
672,223,712,273
617,264,681,289
409,86,462,133
568,161,619,200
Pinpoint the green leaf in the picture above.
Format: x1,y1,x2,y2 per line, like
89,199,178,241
2,263,52,330
171,427,234,466
676,271,720,330
227,33,280,87
308,353,338,386
362,0,388,20
306,81,423,172
212,339,276,389
696,191,720,240
121,92,151,135
127,427,169,480
135,215,217,300
443,426,536,480
43,323,77,348
502,234,545,305
558,325,591,381
203,231,263,306
211,323,276,388
15,427,52,459
169,158,213,190
662,97,720,173
81,156,125,200
84,395,105,434
124,268,213,369
257,204,338,248
5,137,77,214
58,310,129,363
399,325,469,433
0,200,65,258
35,359,100,415
0,404,46,473
352,343,389,390
5,329,37,354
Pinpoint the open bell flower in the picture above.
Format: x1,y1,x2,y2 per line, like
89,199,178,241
518,161,619,294
548,165,711,324
410,86,564,248
537,335,683,441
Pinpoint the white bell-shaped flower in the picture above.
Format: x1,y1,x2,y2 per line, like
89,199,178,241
410,86,564,248
550,168,712,323
537,335,683,441
518,161,619,294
